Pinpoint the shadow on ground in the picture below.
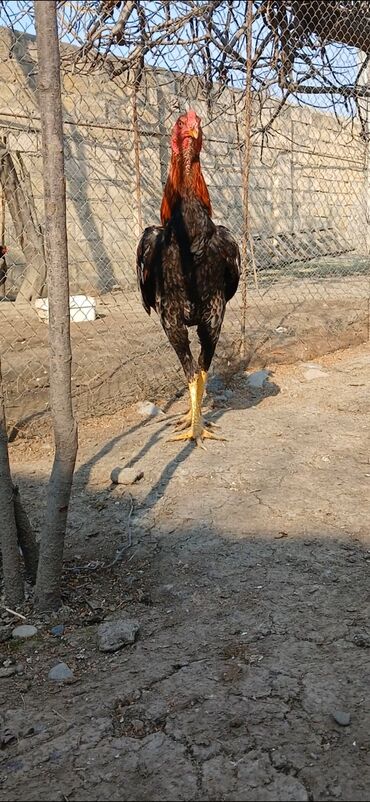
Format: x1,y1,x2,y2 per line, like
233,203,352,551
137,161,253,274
3,348,370,800
0,510,369,801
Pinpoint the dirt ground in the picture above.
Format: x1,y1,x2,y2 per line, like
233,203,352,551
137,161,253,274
1,342,370,801
1,275,369,426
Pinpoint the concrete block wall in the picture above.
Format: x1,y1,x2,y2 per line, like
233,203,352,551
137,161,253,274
0,27,367,294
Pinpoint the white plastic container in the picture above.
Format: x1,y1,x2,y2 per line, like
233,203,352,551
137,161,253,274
35,295,96,323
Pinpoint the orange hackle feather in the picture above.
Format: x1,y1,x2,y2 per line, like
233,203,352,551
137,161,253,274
160,111,212,225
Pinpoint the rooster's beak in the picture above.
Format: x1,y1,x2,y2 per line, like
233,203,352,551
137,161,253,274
188,127,199,139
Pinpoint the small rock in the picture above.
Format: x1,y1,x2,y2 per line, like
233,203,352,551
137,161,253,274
131,718,145,735
97,619,140,652
0,665,17,678
12,625,37,640
246,369,270,389
50,624,65,637
121,689,141,705
333,710,351,727
48,662,74,682
304,367,327,381
0,727,17,747
0,625,12,642
111,467,144,485
352,632,370,648
229,717,243,728
51,605,73,622
136,401,164,418
302,361,323,369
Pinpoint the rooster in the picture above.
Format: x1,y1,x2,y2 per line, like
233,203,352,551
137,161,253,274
137,110,240,445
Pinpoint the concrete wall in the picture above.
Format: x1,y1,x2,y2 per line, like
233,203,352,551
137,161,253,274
0,27,367,294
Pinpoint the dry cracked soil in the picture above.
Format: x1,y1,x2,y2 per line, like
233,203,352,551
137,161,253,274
1,343,370,801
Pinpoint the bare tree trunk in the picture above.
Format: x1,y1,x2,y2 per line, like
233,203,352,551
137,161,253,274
0,360,24,606
12,485,39,584
0,137,6,300
132,82,143,234
0,143,47,304
34,0,78,611
240,0,253,358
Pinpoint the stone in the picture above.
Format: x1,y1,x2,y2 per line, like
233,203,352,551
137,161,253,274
246,369,270,389
131,718,145,735
333,710,351,727
111,467,144,485
304,368,328,381
0,662,23,677
97,619,140,652
0,666,17,678
51,605,73,622
302,363,328,381
12,625,37,640
48,662,74,682
352,632,370,648
136,401,164,418
50,624,65,637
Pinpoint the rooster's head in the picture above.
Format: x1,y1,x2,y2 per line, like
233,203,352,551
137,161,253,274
171,109,202,157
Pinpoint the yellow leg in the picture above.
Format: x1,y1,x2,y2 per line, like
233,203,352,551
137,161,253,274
175,371,208,430
170,371,223,446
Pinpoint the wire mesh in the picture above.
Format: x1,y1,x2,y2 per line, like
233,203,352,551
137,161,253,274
0,1,369,431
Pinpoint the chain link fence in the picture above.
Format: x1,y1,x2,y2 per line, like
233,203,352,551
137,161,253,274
0,1,369,431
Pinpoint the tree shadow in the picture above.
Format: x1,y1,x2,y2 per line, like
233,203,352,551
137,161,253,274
74,371,280,512
134,372,280,509
63,126,117,293
72,388,185,487
0,492,368,802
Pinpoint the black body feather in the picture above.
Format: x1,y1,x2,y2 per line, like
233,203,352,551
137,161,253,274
137,197,240,382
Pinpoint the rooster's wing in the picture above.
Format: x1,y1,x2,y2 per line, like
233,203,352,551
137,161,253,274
136,225,163,314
